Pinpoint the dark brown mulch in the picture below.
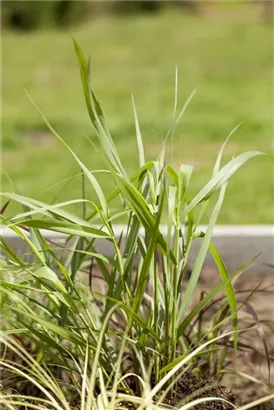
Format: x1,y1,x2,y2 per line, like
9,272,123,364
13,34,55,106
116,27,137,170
158,371,236,409
119,370,274,409
119,371,236,409
252,405,274,410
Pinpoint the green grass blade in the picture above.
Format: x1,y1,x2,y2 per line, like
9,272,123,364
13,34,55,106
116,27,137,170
177,253,260,337
131,92,145,167
85,160,155,221
178,183,228,322
209,242,238,355
132,187,165,316
0,237,26,267
1,218,47,265
9,218,109,239
213,122,242,175
73,39,127,178
182,151,265,218
2,194,97,228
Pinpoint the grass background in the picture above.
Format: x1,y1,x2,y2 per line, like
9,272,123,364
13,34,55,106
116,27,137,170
2,5,273,223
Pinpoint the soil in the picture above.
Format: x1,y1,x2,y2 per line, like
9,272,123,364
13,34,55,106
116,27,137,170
121,370,236,409
188,269,274,410
118,369,273,409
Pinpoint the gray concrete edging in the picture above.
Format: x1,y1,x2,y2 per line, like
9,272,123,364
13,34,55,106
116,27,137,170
1,225,273,275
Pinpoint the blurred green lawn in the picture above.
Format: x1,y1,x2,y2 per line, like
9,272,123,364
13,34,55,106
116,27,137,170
2,9,273,223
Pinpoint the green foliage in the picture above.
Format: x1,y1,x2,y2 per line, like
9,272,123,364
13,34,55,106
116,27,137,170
110,1,163,15
1,0,93,30
0,41,271,408
1,0,199,31
2,1,53,30
55,1,94,27
112,0,198,13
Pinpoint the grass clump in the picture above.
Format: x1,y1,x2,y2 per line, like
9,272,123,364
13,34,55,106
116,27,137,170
0,42,273,409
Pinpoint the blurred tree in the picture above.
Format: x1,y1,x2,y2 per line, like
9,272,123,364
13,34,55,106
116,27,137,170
1,0,93,30
261,0,274,22
110,0,201,15
174,0,201,13
138,0,163,12
110,0,163,15
2,1,55,30
55,1,93,26
1,0,201,30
